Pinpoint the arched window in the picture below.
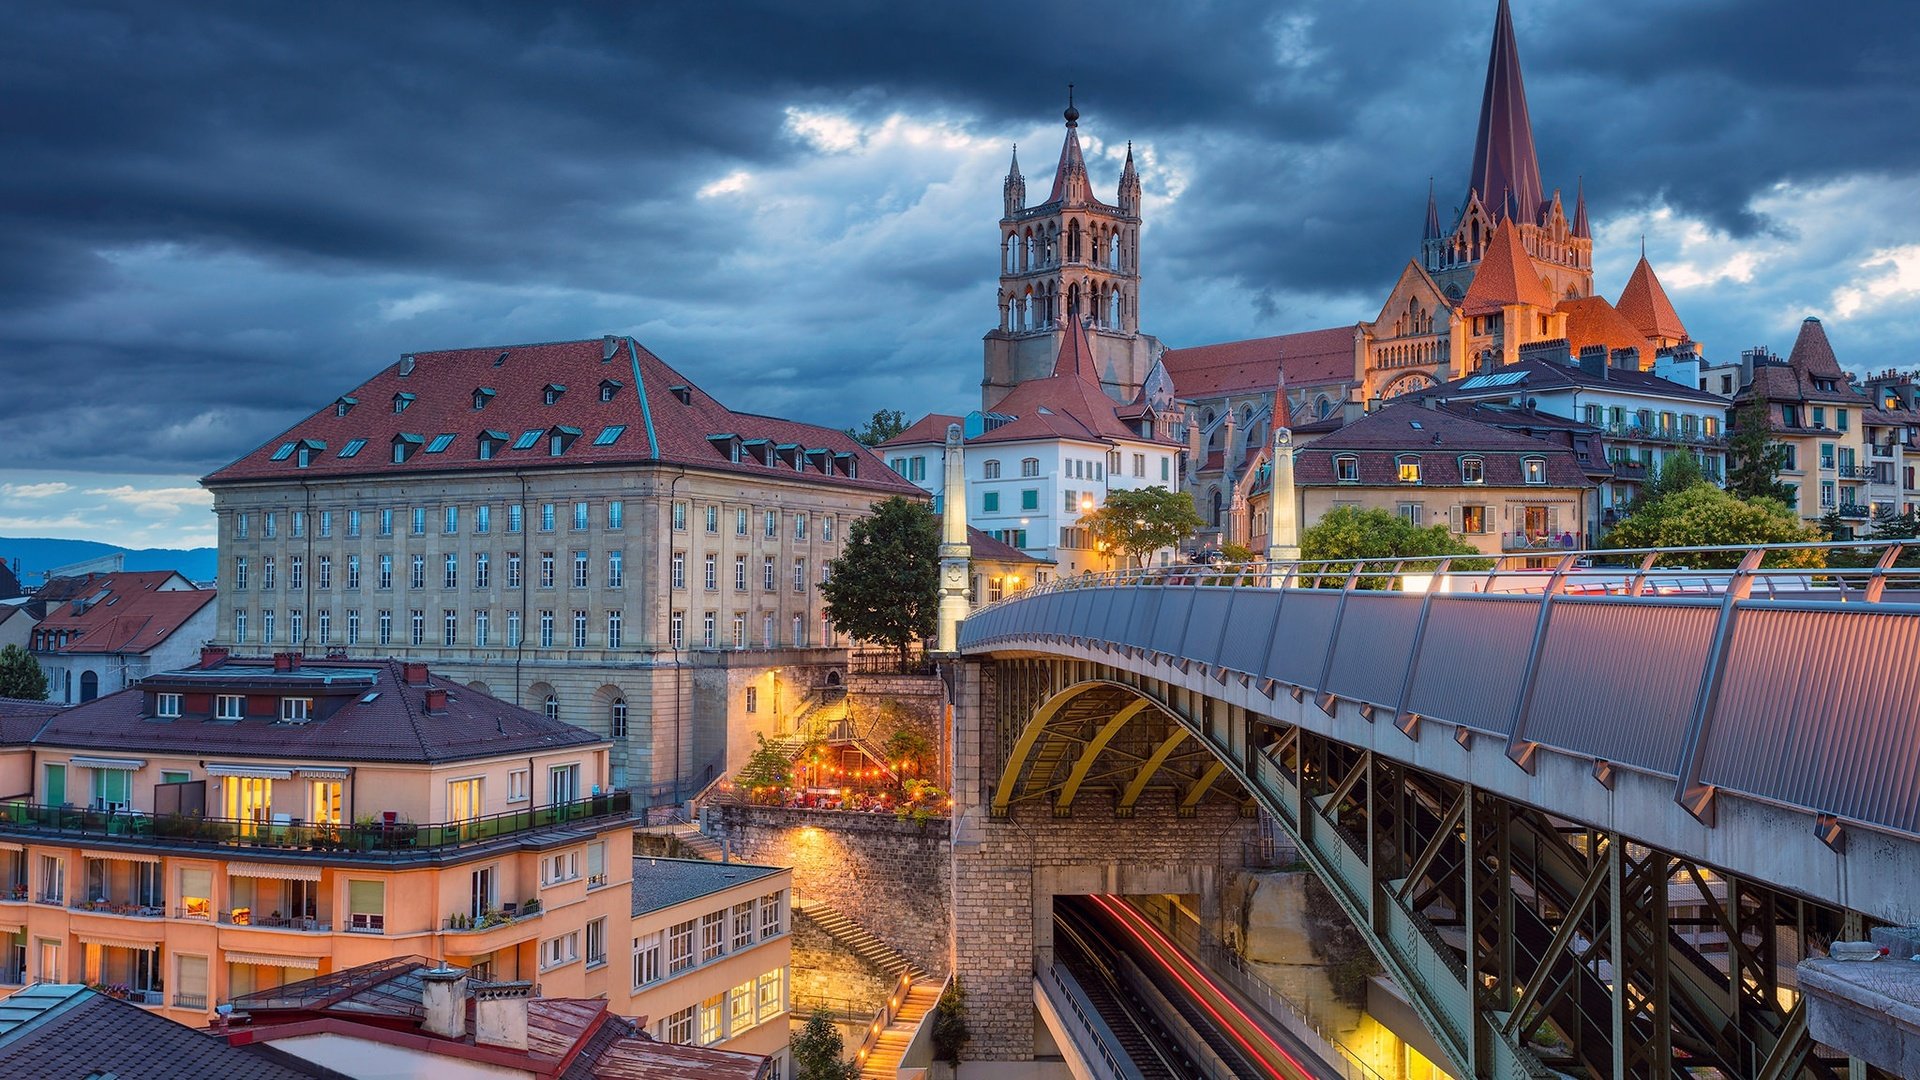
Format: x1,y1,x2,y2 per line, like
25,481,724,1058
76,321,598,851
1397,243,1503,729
543,694,559,722
1316,395,1333,419
610,697,628,738
1068,220,1081,262
1209,488,1223,526
79,670,99,703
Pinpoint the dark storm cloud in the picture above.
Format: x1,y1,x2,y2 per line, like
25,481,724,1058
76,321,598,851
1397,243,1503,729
0,0,1916,479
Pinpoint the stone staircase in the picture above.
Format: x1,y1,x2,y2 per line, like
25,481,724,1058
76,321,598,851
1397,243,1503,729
793,898,927,982
636,822,724,861
857,980,941,1080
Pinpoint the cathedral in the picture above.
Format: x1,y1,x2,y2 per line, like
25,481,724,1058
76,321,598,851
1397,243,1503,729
978,0,1699,541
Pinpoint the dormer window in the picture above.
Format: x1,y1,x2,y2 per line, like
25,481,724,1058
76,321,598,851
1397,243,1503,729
598,379,624,403
668,384,692,405
548,426,581,456
1396,455,1421,484
1459,456,1485,484
392,433,424,463
473,387,496,410
334,396,357,417
393,392,415,414
154,693,181,719
543,383,567,405
1334,455,1359,482
279,697,313,724
1523,457,1547,485
478,430,508,460
295,439,325,468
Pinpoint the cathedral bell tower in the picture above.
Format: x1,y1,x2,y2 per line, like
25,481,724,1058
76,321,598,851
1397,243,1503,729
983,91,1159,410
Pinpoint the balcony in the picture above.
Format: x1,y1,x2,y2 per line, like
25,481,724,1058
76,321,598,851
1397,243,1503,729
1604,421,1725,447
443,898,542,934
1837,503,1872,520
1872,444,1897,459
0,791,630,864
1609,461,1649,481
218,909,331,933
71,899,166,919
1836,465,1881,481
1503,532,1583,553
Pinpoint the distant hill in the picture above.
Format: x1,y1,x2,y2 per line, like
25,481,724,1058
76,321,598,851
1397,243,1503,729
0,537,218,587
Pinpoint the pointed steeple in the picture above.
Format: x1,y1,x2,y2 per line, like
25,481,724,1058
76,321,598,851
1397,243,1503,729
1423,178,1442,241
1787,316,1843,379
1571,177,1590,238
1117,140,1141,213
1048,86,1091,205
1461,217,1555,316
1051,314,1101,384
1616,255,1688,343
1003,144,1026,215
1467,0,1545,226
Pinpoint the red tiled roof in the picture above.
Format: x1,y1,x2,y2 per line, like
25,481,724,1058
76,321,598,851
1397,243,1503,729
32,571,215,657
1461,218,1555,316
1160,326,1357,398
970,323,1171,447
33,656,605,765
1614,257,1688,341
1555,295,1650,362
0,697,60,745
879,413,964,449
204,337,919,496
1294,402,1591,488
959,524,1053,564
1787,316,1845,379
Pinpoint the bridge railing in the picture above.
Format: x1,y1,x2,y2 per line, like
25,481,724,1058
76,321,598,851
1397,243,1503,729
973,539,1920,609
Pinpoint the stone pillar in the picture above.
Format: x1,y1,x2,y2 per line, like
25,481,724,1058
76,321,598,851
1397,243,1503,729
937,425,972,654
1267,372,1300,565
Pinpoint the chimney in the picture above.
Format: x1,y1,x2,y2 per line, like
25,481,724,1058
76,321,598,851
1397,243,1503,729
398,353,417,377
272,651,297,672
200,646,229,669
420,966,469,1041
601,335,620,362
1577,345,1607,378
403,662,430,686
1611,346,1640,371
425,687,448,712
473,981,532,1051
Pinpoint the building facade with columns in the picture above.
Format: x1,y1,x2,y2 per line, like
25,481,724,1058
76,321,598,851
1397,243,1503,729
201,335,922,805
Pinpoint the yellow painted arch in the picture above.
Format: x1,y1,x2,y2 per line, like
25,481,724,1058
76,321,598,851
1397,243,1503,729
1118,727,1190,811
991,681,1115,813
1053,700,1154,811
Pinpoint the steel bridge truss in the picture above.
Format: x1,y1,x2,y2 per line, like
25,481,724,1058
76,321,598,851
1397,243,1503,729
985,658,1878,1080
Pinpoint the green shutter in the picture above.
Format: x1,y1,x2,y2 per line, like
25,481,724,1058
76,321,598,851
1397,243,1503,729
348,880,385,915
43,765,64,807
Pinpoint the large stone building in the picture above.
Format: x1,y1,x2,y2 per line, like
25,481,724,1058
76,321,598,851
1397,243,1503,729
202,335,923,803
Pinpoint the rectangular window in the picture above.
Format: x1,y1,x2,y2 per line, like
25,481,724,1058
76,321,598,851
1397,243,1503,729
733,612,747,648
762,556,775,590
289,555,304,590
540,503,556,531
732,901,755,951
264,511,277,538
585,916,608,969
235,512,250,540
289,609,303,643
444,506,459,534
574,501,589,530
215,694,244,721
542,850,579,884
540,553,555,589
733,555,747,591
91,767,131,810
731,979,756,1036
506,610,521,646
1524,458,1546,485
633,931,663,988
704,554,718,590
669,920,696,975
1457,504,1488,534
507,768,529,802
765,510,778,538
607,611,622,649
607,550,623,589
379,508,393,536
701,910,726,962
234,557,248,590
155,692,182,718
542,932,580,970
982,491,999,513
378,610,392,645
508,504,523,533
671,611,684,649
540,610,555,649
447,777,482,822
759,892,784,937
703,611,716,648
378,554,392,590
474,553,490,589
411,507,426,535
347,610,361,644
475,505,490,534
758,969,783,1024
704,504,719,533
822,516,833,542
443,609,458,646
309,780,343,824
411,554,425,589
348,880,385,932
444,554,458,589
793,512,807,540
573,551,589,588
793,559,805,593
573,610,587,648
1161,456,1171,482
410,610,424,645
506,553,522,589
607,500,623,530
1133,452,1146,477
179,868,212,921
700,993,725,1046
1064,489,1078,514
263,556,276,590
316,555,331,590
280,697,312,723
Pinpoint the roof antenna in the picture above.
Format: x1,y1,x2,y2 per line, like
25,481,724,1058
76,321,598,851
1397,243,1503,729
1640,234,1646,258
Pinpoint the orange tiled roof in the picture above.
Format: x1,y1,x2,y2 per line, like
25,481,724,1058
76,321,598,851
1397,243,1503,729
1614,257,1688,341
1556,295,1650,360
1160,326,1357,397
1461,217,1555,316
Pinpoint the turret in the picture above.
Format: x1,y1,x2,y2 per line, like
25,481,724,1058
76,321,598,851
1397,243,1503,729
1117,142,1141,215
1002,144,1026,217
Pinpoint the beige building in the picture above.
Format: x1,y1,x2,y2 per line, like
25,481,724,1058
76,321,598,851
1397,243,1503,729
201,335,924,808
1735,318,1874,526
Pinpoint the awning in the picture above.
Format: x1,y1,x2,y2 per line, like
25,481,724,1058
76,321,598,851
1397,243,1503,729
299,768,349,781
0,841,22,853
227,862,321,882
206,764,295,780
76,934,160,951
69,756,146,771
224,951,321,971
81,849,160,864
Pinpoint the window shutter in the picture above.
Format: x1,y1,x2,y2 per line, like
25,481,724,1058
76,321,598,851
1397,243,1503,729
1448,505,1461,533
1548,507,1561,537
348,880,385,916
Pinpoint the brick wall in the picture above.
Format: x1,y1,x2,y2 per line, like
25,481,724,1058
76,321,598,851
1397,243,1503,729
710,804,952,977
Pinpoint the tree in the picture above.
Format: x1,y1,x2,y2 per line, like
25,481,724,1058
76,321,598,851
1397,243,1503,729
0,645,47,701
792,1011,858,1080
1726,396,1795,505
1639,451,1705,505
883,725,934,780
735,733,793,801
847,408,908,447
1084,486,1205,568
1603,484,1823,567
931,976,971,1063
1297,507,1483,585
820,496,939,665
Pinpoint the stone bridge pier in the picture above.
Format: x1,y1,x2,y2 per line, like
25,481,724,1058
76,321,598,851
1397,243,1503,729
947,659,1258,1062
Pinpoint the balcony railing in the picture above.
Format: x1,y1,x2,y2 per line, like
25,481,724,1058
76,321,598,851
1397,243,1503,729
218,909,330,932
1503,532,1583,553
1872,444,1897,459
0,792,630,860
71,898,166,918
1603,421,1725,447
1837,503,1872,519
444,899,541,932
1836,465,1880,480
173,992,208,1010
0,964,22,985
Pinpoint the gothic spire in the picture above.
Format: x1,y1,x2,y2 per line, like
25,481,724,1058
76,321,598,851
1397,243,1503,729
1003,143,1026,214
1048,86,1090,205
1571,177,1590,238
1117,140,1141,213
1467,0,1545,226
1423,177,1442,241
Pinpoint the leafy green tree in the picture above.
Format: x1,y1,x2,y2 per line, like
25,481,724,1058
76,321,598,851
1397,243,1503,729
1297,507,1482,586
847,409,908,447
792,1011,858,1080
1604,485,1823,567
1726,396,1795,505
1218,541,1257,563
0,645,47,701
820,497,939,666
1639,451,1705,505
1084,486,1205,568
735,734,793,801
931,976,971,1063
882,725,934,779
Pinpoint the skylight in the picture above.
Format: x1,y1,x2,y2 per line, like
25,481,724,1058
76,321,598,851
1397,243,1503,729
425,433,456,453
339,438,367,458
511,429,543,450
270,442,297,461
1459,370,1529,390
593,425,626,446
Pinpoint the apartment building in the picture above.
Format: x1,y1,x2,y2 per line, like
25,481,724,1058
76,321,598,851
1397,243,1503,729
201,335,923,804
628,857,792,1066
1734,318,1873,526
27,569,216,705
0,652,634,1023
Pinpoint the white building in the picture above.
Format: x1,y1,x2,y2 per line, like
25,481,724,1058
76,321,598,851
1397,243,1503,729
886,320,1185,573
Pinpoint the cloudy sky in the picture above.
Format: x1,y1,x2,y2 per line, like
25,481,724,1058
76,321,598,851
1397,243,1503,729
2,0,1916,549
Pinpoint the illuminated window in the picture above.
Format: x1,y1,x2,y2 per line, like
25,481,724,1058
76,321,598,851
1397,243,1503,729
1396,455,1421,483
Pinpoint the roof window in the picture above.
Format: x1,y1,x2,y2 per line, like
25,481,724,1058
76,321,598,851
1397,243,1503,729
593,425,626,447
334,396,357,417
270,442,297,461
425,433,456,454
393,392,415,414
392,433,424,464
598,379,624,403
543,383,567,405
548,426,582,456
473,388,496,410
339,438,367,459
511,429,543,451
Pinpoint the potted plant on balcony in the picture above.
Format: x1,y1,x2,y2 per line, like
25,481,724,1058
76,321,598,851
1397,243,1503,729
519,898,540,916
10,884,25,901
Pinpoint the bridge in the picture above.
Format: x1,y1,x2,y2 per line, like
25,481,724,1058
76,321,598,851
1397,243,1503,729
949,545,1920,1080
